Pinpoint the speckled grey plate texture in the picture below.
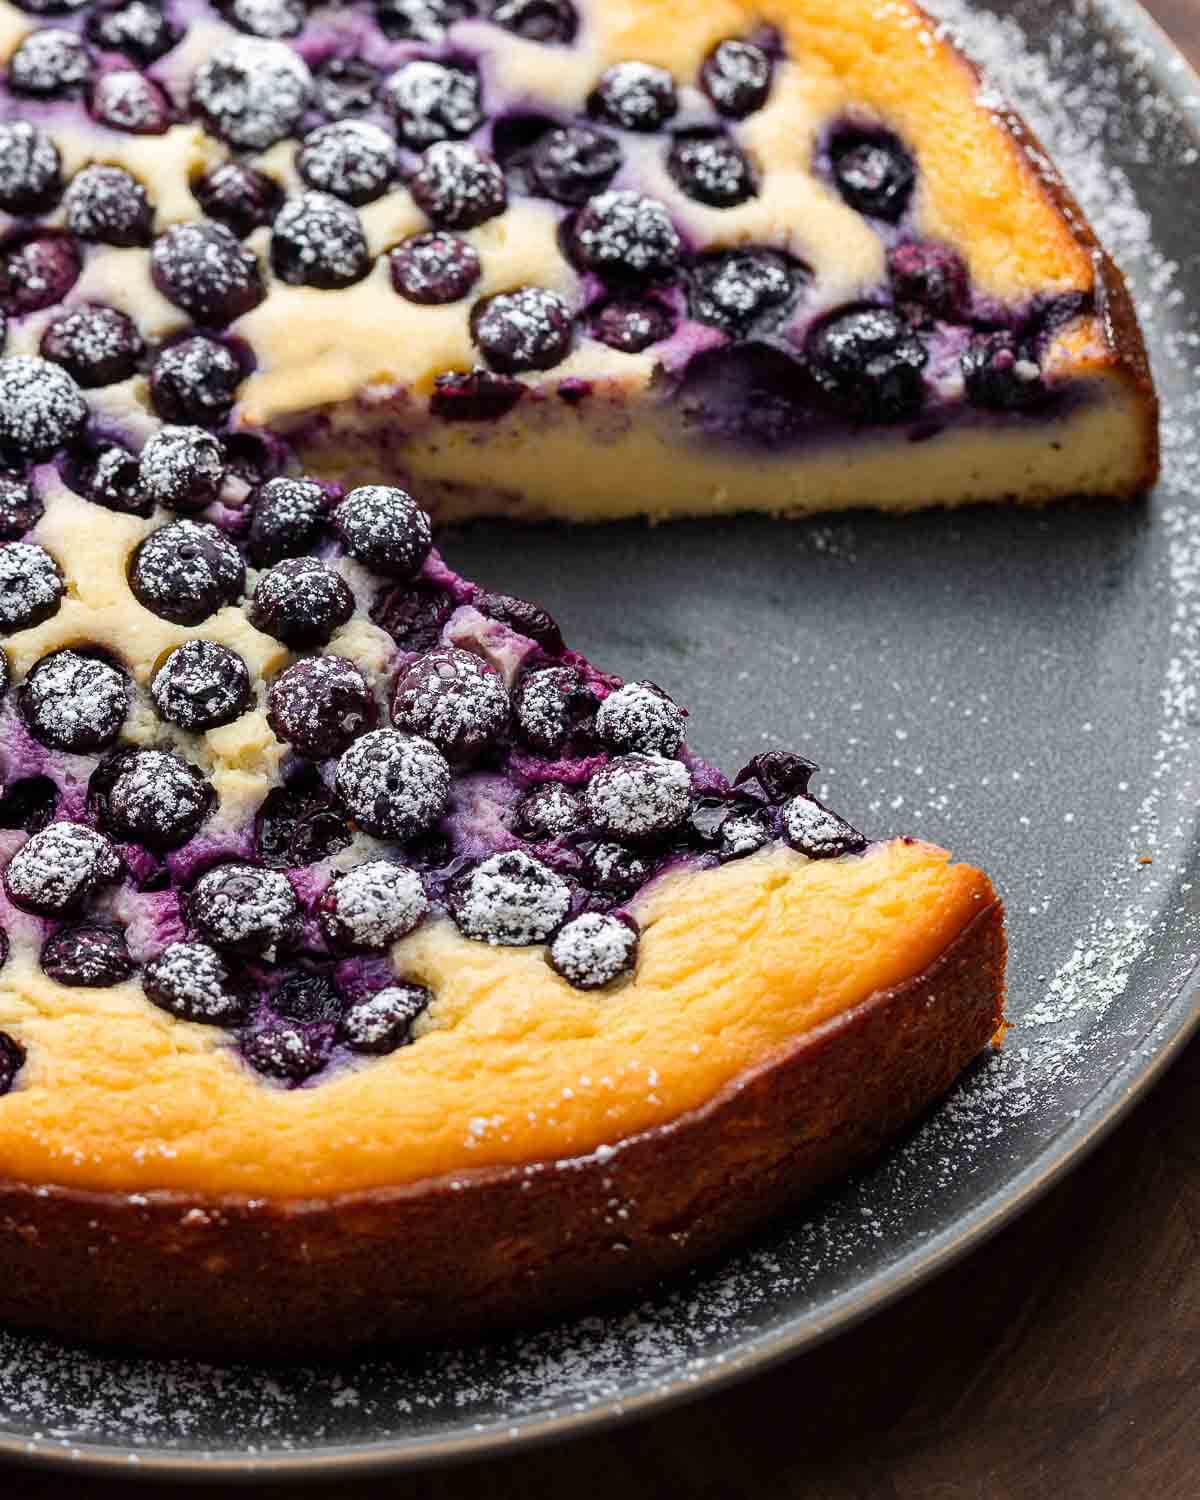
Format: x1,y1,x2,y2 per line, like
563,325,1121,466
4,0,1200,1479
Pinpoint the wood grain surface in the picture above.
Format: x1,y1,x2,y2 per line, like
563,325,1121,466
7,2,1200,1495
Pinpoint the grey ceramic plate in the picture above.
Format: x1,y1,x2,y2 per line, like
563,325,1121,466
4,0,1200,1479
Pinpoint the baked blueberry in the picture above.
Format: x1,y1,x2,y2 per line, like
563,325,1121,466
689,249,799,336
370,578,455,652
590,299,675,353
143,941,246,1024
0,234,81,315
581,840,651,899
192,37,312,151
40,305,143,389
962,332,1045,411
549,910,638,989
149,335,243,426
268,655,376,757
377,0,475,39
0,122,61,214
588,61,677,132
273,971,341,1023
0,776,59,834
9,29,92,96
595,681,685,756
41,922,134,987
297,120,399,206
21,649,128,752
831,130,915,223
807,306,927,422
0,542,64,632
339,981,431,1052
87,2,179,63
138,425,225,512
449,849,571,945
90,69,171,134
734,750,818,802
716,805,773,860
221,0,307,39
333,484,432,579
64,439,149,516
270,190,371,289
320,859,428,949
151,222,264,327
0,1031,24,1096
246,479,324,567
129,518,245,625
335,728,451,840
514,781,583,840
4,822,122,916
255,771,352,867
570,190,681,281
92,748,216,850
249,556,355,648
473,592,565,653
190,862,300,959
0,477,43,539
430,368,525,421
490,0,576,44
244,1019,330,1082
63,163,153,247
781,794,868,859
528,126,621,206
585,754,692,841
314,56,379,117
389,232,481,305
472,288,574,374
511,664,593,753
192,163,283,241
152,640,252,732
668,131,756,208
701,40,772,118
384,59,482,148
392,645,509,761
888,242,969,323
410,142,507,230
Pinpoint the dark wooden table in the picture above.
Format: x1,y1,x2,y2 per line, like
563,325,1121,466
8,3,1200,1495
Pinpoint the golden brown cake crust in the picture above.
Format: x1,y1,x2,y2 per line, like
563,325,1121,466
0,902,1004,1356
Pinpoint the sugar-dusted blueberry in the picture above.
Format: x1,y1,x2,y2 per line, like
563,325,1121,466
41,922,133,987
528,125,621,207
220,0,306,39
335,727,451,840
585,754,692,842
255,768,352,867
595,681,685,756
333,484,432,578
92,747,215,850
87,1,179,62
392,645,509,761
690,248,798,336
63,163,152,247
429,368,525,421
320,858,428,950
0,476,43,539
549,910,637,989
0,233,81,315
4,821,122,916
40,304,143,389
490,0,576,44
473,591,565,653
514,781,583,840
701,39,772,118
129,518,245,625
64,438,149,516
191,862,299,959
21,648,128,752
384,59,482,149
249,557,354,650
582,839,650,899
807,306,927,423
149,335,242,426
370,578,455,653
143,941,246,1024
297,120,399,206
0,1031,23,1096
0,122,61,214
472,287,573,374
152,639,252,732
244,1019,330,1083
151,221,264,328
449,849,571,945
247,477,326,567
734,749,817,802
193,162,283,239
511,664,593,753
962,331,1045,412
0,775,59,834
716,805,773,860
410,142,506,230
271,190,371,289
781,794,867,860
377,0,475,39
570,190,681,281
888,241,968,323
831,130,915,223
668,130,756,208
314,55,379,117
590,298,675,353
339,981,431,1053
268,654,376,757
9,28,92,96
90,68,171,133
0,542,64,632
589,60,676,132
192,36,312,151
138,425,225,512
274,970,341,1022
389,231,480,305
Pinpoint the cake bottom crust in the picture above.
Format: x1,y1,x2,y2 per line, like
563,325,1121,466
0,902,1004,1357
